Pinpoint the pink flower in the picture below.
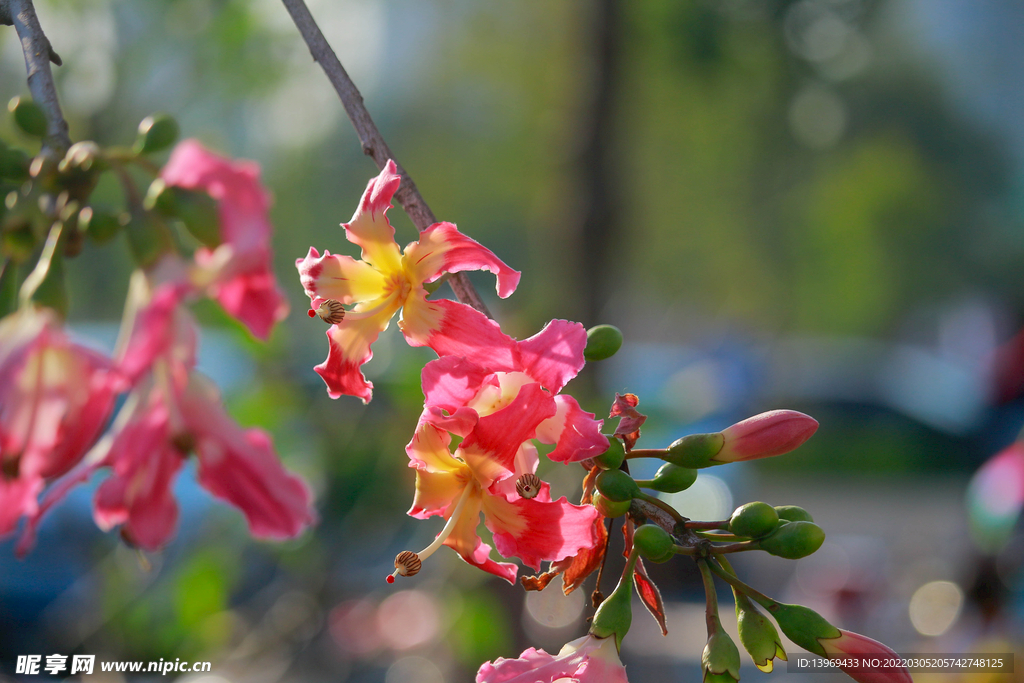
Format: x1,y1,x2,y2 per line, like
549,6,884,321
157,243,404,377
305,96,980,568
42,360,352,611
715,410,818,463
296,160,520,403
399,383,599,583
161,140,289,340
0,307,118,536
418,319,607,463
476,634,628,683
819,631,912,683
17,284,314,552
94,373,314,550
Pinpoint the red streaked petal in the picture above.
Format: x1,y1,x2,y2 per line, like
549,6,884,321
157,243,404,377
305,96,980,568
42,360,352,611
518,319,587,393
483,493,600,572
537,395,609,463
401,297,518,371
421,356,493,412
342,160,403,273
458,383,556,486
403,221,520,298
314,295,401,402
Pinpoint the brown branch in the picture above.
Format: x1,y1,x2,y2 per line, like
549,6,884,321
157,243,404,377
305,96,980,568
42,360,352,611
7,0,69,158
279,0,492,317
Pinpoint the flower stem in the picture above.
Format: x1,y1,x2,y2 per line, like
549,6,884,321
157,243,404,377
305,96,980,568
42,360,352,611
624,448,666,460
697,559,720,632
636,492,685,524
686,520,731,530
706,558,777,610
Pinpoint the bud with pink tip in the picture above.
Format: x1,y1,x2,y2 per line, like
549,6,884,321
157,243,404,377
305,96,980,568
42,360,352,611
716,410,818,464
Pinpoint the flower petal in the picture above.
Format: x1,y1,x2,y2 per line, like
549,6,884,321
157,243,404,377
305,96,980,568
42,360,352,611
93,399,183,551
537,395,608,463
200,254,288,340
403,221,520,298
400,297,517,371
420,356,493,413
314,294,401,402
476,635,628,683
0,476,41,537
406,422,461,472
483,493,600,571
444,493,518,584
182,376,315,540
343,160,403,273
518,320,587,394
296,246,388,306
458,383,556,486
409,468,467,520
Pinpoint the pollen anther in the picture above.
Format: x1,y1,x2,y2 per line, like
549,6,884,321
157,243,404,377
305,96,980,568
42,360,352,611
516,473,542,499
394,550,422,577
314,299,346,325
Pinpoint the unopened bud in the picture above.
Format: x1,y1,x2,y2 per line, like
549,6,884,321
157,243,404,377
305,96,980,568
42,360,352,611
735,592,786,673
715,410,818,464
765,603,840,657
590,576,633,649
593,436,625,470
309,299,345,325
702,620,741,683
8,97,47,137
584,324,623,362
775,505,814,523
633,524,674,562
592,491,631,518
134,113,180,155
729,502,780,539
759,521,825,559
515,473,542,499
664,432,725,469
595,469,639,502
648,462,698,493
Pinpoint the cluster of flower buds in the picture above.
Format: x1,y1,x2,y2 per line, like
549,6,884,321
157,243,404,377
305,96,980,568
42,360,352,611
0,108,313,552
295,162,910,683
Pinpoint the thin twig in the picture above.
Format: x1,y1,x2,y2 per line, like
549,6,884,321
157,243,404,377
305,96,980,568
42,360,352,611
7,0,69,157
279,0,492,317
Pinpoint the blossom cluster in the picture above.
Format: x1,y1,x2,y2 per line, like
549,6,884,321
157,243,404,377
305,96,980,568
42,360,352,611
1,140,313,553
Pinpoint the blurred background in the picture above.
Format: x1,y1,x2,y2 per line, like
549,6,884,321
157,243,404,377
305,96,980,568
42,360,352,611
1,0,1024,680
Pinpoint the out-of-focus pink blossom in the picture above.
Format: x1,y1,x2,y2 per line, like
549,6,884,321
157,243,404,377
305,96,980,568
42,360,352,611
0,307,118,537
476,634,628,683
715,410,818,463
296,160,520,403
161,140,289,340
819,631,912,683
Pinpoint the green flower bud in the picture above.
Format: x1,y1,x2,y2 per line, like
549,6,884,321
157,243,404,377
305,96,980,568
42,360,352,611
592,491,631,518
774,505,814,523
664,433,725,469
729,502,780,539
79,207,122,244
759,521,825,559
584,324,623,362
765,602,840,657
0,147,31,182
595,469,640,502
594,436,626,470
648,462,698,493
633,524,674,561
124,210,175,269
8,97,47,137
134,113,180,155
590,578,633,649
702,619,741,683
144,179,177,215
2,216,36,262
735,592,786,672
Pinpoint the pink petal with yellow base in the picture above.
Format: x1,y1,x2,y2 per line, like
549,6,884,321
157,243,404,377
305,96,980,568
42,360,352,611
343,160,404,272
315,294,402,402
400,297,518,372
537,395,609,463
444,493,518,584
403,221,520,298
518,319,587,393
